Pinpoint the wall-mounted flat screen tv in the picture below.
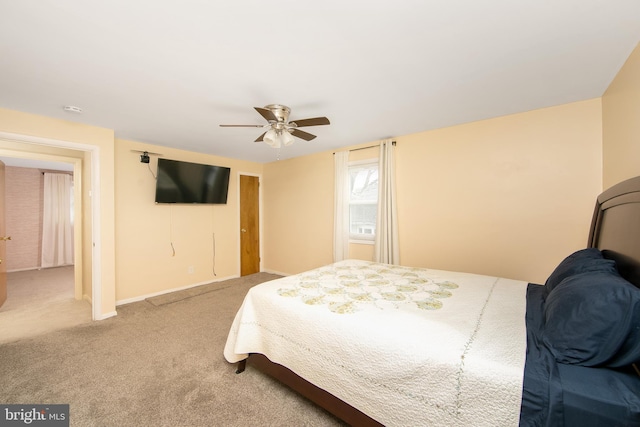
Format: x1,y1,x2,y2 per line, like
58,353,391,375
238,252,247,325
155,158,231,204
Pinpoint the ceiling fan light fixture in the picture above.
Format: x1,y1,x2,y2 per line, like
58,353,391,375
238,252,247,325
263,129,280,148
282,131,294,146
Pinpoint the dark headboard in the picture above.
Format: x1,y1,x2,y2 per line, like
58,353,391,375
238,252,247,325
588,176,640,288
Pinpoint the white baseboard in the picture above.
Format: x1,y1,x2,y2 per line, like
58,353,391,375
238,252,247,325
6,267,39,273
7,265,74,273
115,274,239,306
95,311,117,320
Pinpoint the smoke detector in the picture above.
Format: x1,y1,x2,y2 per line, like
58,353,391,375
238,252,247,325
63,105,83,113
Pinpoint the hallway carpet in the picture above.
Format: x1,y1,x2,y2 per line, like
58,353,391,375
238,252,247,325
0,266,91,344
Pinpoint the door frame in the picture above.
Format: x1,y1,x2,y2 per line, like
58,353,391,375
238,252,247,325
237,172,263,275
0,131,103,321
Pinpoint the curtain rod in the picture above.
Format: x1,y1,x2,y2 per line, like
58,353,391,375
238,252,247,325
41,170,73,175
333,140,395,154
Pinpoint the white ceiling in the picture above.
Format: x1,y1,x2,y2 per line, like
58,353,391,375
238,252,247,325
1,1,639,164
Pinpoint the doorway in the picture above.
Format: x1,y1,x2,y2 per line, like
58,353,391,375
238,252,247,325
240,174,260,276
0,156,89,338
0,130,102,321
0,156,81,291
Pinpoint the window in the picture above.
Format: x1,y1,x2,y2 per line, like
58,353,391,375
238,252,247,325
349,160,378,242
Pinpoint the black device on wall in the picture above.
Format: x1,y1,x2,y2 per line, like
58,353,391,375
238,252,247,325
155,158,231,204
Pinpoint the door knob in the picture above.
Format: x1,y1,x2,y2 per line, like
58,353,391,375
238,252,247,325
241,229,247,233
0,236,10,241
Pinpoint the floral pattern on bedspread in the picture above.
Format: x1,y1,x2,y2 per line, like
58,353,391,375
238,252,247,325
276,261,459,313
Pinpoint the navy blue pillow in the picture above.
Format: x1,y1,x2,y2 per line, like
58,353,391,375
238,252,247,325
543,270,640,367
544,248,617,293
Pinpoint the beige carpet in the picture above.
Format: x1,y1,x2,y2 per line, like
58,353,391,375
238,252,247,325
0,266,92,344
0,273,346,426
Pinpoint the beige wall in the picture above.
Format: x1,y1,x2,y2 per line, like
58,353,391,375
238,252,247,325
602,42,640,189
263,99,603,284
113,138,263,302
0,107,116,318
262,151,336,274
395,99,601,283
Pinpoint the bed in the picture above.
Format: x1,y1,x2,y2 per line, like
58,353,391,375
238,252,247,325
224,176,640,426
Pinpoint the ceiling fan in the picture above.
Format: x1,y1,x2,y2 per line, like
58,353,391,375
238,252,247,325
220,104,330,148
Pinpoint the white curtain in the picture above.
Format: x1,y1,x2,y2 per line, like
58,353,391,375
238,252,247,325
333,151,350,262
374,140,399,264
41,173,74,267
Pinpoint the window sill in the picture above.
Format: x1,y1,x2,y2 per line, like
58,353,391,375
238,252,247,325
349,239,374,245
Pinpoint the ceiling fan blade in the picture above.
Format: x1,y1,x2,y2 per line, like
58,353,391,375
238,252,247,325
290,128,317,141
255,107,278,122
290,117,330,127
219,124,266,128
254,132,266,142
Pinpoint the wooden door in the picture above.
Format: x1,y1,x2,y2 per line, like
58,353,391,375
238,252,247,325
0,160,7,307
240,175,260,276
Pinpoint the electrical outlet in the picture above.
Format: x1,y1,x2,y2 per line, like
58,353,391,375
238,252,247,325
187,266,194,274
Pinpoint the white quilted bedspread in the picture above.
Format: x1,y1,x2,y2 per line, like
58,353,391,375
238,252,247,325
224,260,528,426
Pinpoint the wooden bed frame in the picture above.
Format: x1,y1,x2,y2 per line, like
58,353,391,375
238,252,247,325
589,175,640,288
237,354,382,426
237,175,640,426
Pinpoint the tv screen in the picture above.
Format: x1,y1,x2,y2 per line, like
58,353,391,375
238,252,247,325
155,158,230,204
